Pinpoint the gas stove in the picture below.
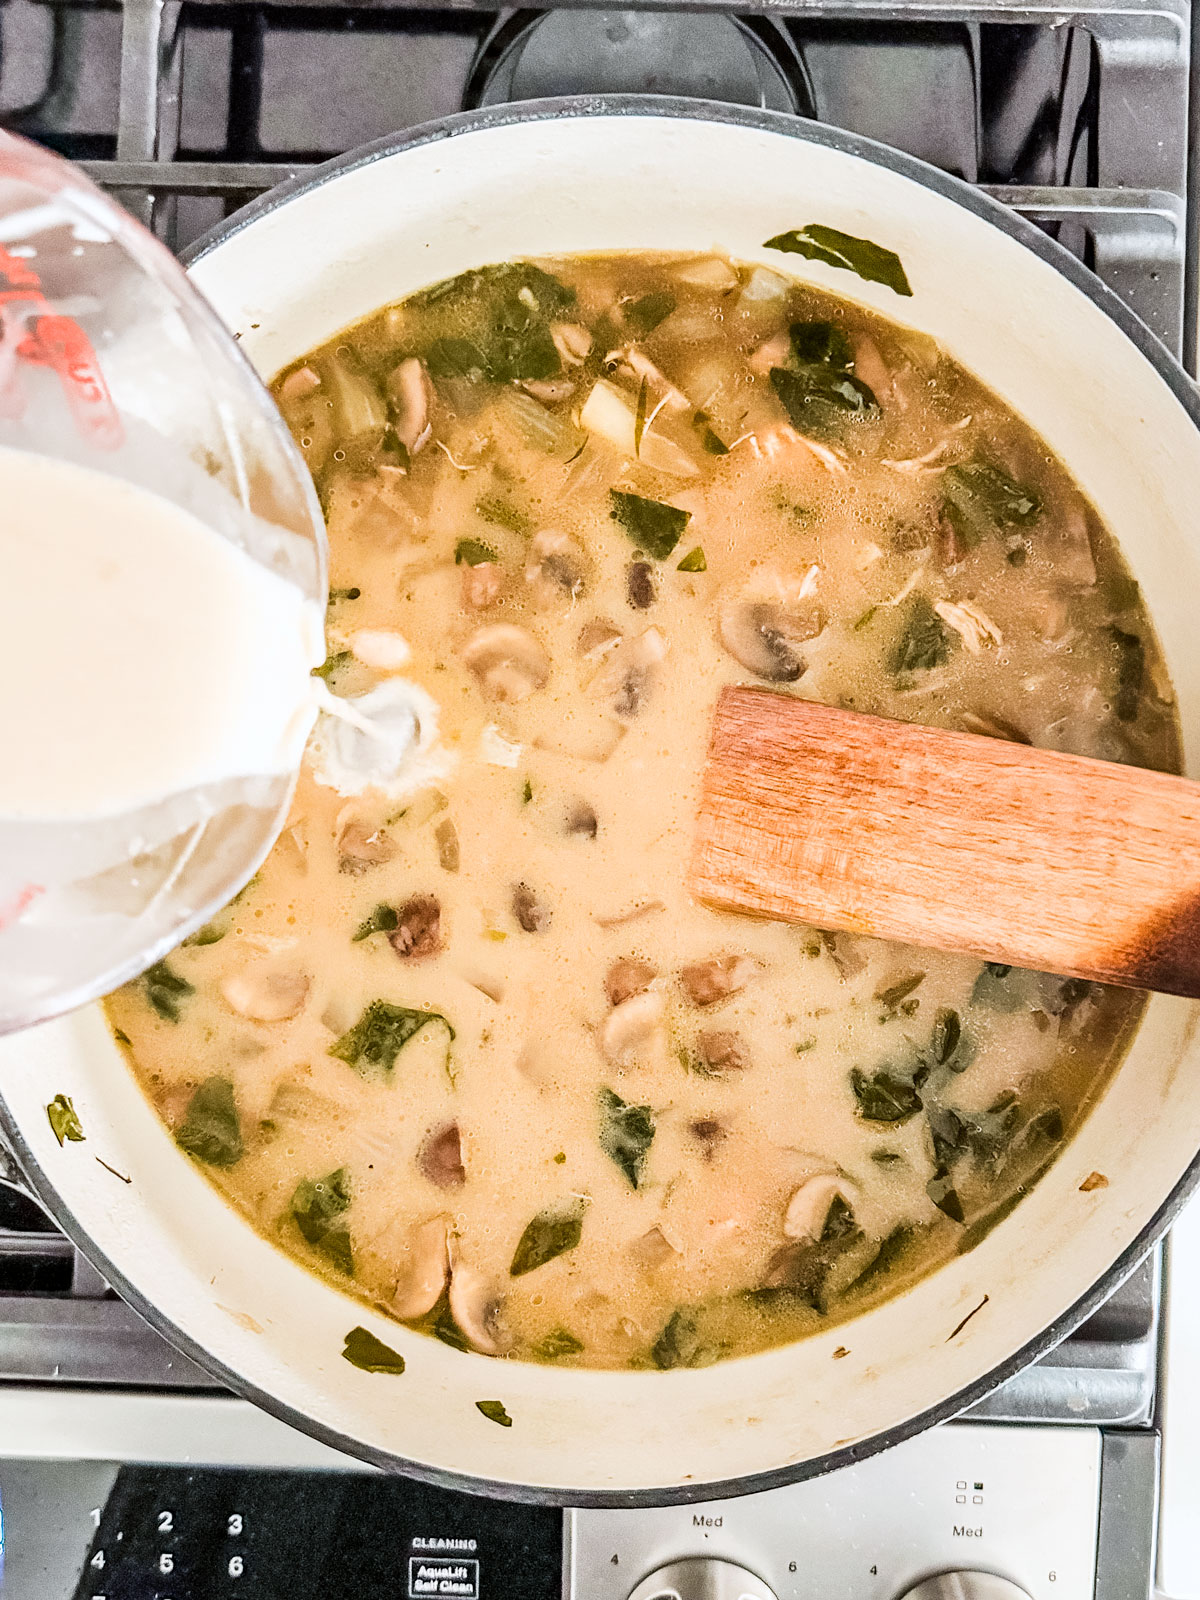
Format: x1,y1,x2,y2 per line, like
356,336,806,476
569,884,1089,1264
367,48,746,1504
2,0,1199,1595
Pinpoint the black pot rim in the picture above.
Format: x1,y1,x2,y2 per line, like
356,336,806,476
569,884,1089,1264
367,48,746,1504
17,93,1199,1510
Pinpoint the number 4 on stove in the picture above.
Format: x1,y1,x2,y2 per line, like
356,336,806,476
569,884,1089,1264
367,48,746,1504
89,1551,105,1570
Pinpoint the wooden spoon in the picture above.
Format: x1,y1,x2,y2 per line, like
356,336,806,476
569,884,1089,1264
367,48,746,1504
690,685,1200,999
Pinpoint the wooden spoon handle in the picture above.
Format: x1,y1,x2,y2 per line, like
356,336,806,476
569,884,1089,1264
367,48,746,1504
690,686,1200,998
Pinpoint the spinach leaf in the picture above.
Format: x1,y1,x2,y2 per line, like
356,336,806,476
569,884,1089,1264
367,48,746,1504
176,1077,243,1168
694,415,729,455
291,1167,353,1275
871,1148,903,1166
875,971,925,1013
533,1327,585,1360
927,1095,1022,1176
624,289,676,335
850,1223,917,1295
1109,626,1145,721
677,546,707,572
764,224,913,297
609,490,692,561
352,904,399,942
790,320,855,369
46,1094,84,1146
414,262,574,388
454,538,498,567
143,960,194,1023
476,1400,513,1427
942,461,1042,538
330,1000,455,1075
342,1327,406,1374
931,1007,962,1066
926,1169,965,1223
598,1086,655,1188
475,496,531,534
754,1197,865,1311
183,920,227,947
770,365,878,438
970,961,1044,1012
850,1050,930,1123
651,1308,709,1370
889,594,952,679
510,1199,586,1277
328,586,361,603
426,1291,471,1351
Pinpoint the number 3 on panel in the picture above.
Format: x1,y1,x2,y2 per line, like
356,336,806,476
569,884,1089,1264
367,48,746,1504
227,1514,243,1537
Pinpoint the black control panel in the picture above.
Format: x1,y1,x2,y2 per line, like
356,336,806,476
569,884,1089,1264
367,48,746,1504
0,1463,562,1600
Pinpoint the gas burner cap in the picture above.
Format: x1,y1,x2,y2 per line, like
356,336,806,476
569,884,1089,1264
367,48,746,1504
464,10,815,116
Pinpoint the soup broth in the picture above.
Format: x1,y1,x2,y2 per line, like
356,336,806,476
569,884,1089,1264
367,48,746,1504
107,250,1178,1371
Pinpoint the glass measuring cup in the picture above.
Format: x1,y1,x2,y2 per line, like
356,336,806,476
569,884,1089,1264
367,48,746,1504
0,133,328,1035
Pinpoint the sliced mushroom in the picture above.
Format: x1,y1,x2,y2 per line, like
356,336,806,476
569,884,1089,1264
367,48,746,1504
525,529,586,607
279,365,321,404
593,899,665,928
1049,500,1097,589
221,969,310,1023
673,255,740,290
626,561,656,610
388,895,442,961
696,1029,750,1076
599,989,666,1065
447,1259,506,1355
605,957,656,1008
461,623,550,702
336,814,396,874
719,594,825,683
689,1118,726,1155
391,1215,450,1320
680,954,757,1008
565,800,598,839
512,882,550,933
600,626,669,720
578,379,698,477
551,322,592,366
461,562,505,610
418,1123,466,1189
784,1174,855,1242
348,628,411,671
387,357,433,456
577,618,623,660
631,1225,681,1270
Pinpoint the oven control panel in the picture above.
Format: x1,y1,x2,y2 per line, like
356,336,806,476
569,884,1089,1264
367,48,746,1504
0,1461,562,1600
569,1424,1100,1600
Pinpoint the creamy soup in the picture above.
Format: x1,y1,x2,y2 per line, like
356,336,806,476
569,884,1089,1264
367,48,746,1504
106,249,1178,1371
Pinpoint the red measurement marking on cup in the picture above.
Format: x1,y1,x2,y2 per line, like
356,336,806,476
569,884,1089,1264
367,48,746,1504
0,244,123,450
0,883,44,932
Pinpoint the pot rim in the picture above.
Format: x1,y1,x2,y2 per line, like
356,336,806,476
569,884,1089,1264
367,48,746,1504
20,92,1195,1508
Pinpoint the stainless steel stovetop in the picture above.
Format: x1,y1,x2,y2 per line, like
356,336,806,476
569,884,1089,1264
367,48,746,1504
0,2,1194,1595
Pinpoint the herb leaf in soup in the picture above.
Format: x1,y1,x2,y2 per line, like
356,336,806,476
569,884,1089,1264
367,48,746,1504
850,1051,930,1123
534,1327,585,1360
651,1307,709,1369
143,960,193,1023
942,461,1042,539
755,1195,865,1312
889,595,953,679
342,1326,406,1373
598,1086,655,1188
312,650,352,685
455,538,498,567
47,1094,84,1146
624,289,676,335
330,1000,455,1075
763,224,913,297
609,490,692,561
677,546,707,572
352,904,400,942
176,1077,243,1168
416,262,574,387
476,1400,513,1427
770,362,878,438
1110,626,1145,721
291,1167,354,1274
510,1198,587,1277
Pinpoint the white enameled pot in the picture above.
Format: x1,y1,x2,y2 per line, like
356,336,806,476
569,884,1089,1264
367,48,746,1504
4,99,1200,1505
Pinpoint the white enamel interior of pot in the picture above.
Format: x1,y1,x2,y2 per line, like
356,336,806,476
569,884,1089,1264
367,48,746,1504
5,110,1200,1498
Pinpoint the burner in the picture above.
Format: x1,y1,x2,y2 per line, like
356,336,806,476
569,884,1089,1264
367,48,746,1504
464,11,815,116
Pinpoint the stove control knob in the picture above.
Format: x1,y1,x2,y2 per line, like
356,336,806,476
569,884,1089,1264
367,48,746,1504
626,1557,777,1600
898,1574,1033,1600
